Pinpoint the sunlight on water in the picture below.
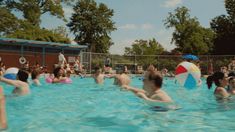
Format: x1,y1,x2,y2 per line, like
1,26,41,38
1,76,235,132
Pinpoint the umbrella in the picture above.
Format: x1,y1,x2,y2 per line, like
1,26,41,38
182,54,199,60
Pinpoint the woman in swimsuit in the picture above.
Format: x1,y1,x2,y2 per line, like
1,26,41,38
207,71,230,99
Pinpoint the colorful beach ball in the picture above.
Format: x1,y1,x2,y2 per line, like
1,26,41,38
3,67,19,80
175,62,201,89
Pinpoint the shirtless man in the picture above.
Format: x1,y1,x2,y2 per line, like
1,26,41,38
123,65,173,103
0,70,30,95
93,67,105,84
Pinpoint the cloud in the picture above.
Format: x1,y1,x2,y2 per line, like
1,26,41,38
109,39,135,55
118,24,137,30
156,29,176,51
141,23,154,30
162,0,182,8
119,23,154,30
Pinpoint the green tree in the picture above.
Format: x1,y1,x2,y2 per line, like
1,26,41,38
7,23,70,43
1,0,68,26
124,39,164,56
225,0,235,19
124,39,164,66
0,1,72,43
210,0,235,54
52,26,69,38
67,0,116,53
0,7,20,36
164,6,214,55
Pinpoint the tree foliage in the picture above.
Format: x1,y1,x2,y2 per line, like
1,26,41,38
1,0,67,26
0,7,20,36
164,6,214,55
225,0,235,19
67,0,116,53
124,39,164,56
52,26,69,38
7,24,70,43
0,0,71,43
210,0,235,54
124,39,165,65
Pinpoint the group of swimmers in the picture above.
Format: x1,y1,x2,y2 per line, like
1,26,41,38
207,71,235,99
93,64,173,103
2,62,235,101
0,64,71,96
0,59,235,129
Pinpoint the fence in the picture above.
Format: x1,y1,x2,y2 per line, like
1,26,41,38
0,50,80,72
80,52,235,75
1,50,234,75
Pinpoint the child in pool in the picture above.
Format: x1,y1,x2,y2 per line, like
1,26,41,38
93,67,108,84
52,67,69,83
227,72,235,94
114,66,131,87
114,74,131,87
31,69,41,86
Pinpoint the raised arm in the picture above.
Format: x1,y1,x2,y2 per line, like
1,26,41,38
122,85,145,93
0,76,22,88
136,92,169,103
0,87,7,130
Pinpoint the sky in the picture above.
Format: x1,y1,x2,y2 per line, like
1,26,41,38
41,0,227,55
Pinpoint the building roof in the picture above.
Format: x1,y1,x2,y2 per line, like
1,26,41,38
0,37,88,50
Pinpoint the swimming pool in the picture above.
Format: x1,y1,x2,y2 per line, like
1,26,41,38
2,76,235,131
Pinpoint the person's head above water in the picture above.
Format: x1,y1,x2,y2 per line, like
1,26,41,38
206,71,228,89
228,71,235,77
144,70,163,88
53,67,63,78
94,66,102,74
31,69,40,80
143,65,163,92
17,69,29,83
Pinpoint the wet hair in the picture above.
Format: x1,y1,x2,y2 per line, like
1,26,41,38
116,66,126,74
17,70,29,82
147,71,163,88
228,72,235,83
228,72,235,77
94,66,102,73
147,64,156,72
31,69,40,80
206,71,225,89
53,67,61,78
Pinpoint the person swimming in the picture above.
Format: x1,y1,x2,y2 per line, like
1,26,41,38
114,74,131,87
31,69,41,86
207,71,230,99
0,69,30,95
122,65,173,103
113,66,131,87
93,67,105,84
227,72,235,94
52,67,69,83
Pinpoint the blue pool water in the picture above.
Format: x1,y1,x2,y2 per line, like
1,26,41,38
1,76,235,132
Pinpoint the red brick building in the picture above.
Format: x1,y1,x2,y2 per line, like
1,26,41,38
0,38,87,72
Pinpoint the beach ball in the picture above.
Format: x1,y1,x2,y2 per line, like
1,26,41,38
3,67,19,80
175,62,201,89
